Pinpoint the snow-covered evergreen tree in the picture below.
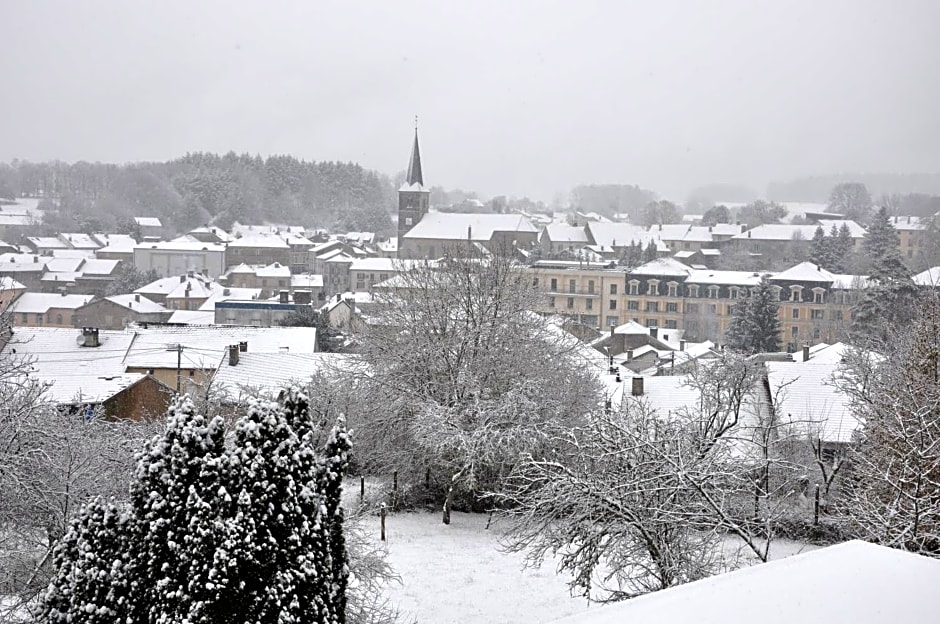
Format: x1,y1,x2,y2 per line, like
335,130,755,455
39,499,133,624
809,225,832,269
854,206,920,334
227,387,350,623
725,277,781,353
37,389,351,624
129,397,229,623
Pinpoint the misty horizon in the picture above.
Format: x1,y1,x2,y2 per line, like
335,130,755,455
1,1,938,202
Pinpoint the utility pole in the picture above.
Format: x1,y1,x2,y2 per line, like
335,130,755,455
165,343,187,394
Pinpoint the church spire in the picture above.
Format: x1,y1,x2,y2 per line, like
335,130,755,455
405,122,424,186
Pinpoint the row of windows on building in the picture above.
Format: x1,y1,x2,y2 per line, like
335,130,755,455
546,296,845,322
21,312,72,325
537,276,859,305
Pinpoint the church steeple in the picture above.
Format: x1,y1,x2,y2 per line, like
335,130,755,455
406,127,424,186
398,120,431,255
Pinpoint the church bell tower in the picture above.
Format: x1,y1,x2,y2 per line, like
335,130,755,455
397,123,430,251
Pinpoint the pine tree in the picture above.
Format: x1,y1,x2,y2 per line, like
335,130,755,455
128,398,229,623
39,499,134,624
643,240,657,262
854,207,919,334
227,388,350,623
37,390,351,624
833,222,854,273
725,277,781,354
863,206,907,281
809,225,831,269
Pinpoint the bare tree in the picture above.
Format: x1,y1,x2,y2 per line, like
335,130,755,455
0,371,150,621
354,244,601,523
835,293,940,554
498,353,806,601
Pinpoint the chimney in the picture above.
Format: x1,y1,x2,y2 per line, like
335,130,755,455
228,344,239,366
626,350,633,362
467,225,472,241
238,341,248,353
631,377,644,396
294,290,311,305
202,268,208,277
81,327,100,348
33,255,38,263
650,327,658,339
134,294,140,303
747,231,752,238
708,225,713,232
279,290,289,304
680,339,686,351
610,325,615,337
802,344,810,362
180,275,186,283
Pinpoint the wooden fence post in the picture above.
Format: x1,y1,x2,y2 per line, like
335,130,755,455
360,475,365,504
814,484,820,526
380,503,387,542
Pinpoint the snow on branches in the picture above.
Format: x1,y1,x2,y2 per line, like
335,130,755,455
38,387,352,624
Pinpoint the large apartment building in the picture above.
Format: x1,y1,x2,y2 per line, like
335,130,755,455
527,258,862,351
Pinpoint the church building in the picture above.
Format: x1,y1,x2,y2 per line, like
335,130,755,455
396,128,538,259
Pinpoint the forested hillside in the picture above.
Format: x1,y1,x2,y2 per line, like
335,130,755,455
0,153,396,236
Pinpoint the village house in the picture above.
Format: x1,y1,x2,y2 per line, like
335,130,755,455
134,240,226,278
8,292,94,327
93,234,138,262
221,262,292,294
72,294,170,330
0,276,26,309
134,216,164,240
0,253,49,290
225,234,291,269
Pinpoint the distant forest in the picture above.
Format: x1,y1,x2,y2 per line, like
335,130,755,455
0,153,396,236
767,173,940,202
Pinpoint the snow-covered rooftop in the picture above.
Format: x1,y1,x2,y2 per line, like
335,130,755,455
213,352,350,400
772,261,837,283
404,212,538,241
551,541,940,624
135,241,225,252
103,294,166,313
631,257,693,277
9,292,93,313
914,266,940,286
542,224,590,244
766,344,858,444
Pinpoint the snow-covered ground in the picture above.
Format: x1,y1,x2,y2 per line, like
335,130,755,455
377,511,591,624
371,511,820,624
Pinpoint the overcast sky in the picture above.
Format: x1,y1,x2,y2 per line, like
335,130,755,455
1,0,938,201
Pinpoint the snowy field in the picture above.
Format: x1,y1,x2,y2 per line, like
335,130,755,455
376,511,591,624
369,511,820,624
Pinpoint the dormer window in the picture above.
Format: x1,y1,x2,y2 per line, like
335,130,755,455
812,288,825,304
647,279,659,296
771,285,783,300
628,280,640,295
790,285,804,302
667,282,678,297
707,285,720,299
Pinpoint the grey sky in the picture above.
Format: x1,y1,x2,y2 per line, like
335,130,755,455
1,0,938,201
